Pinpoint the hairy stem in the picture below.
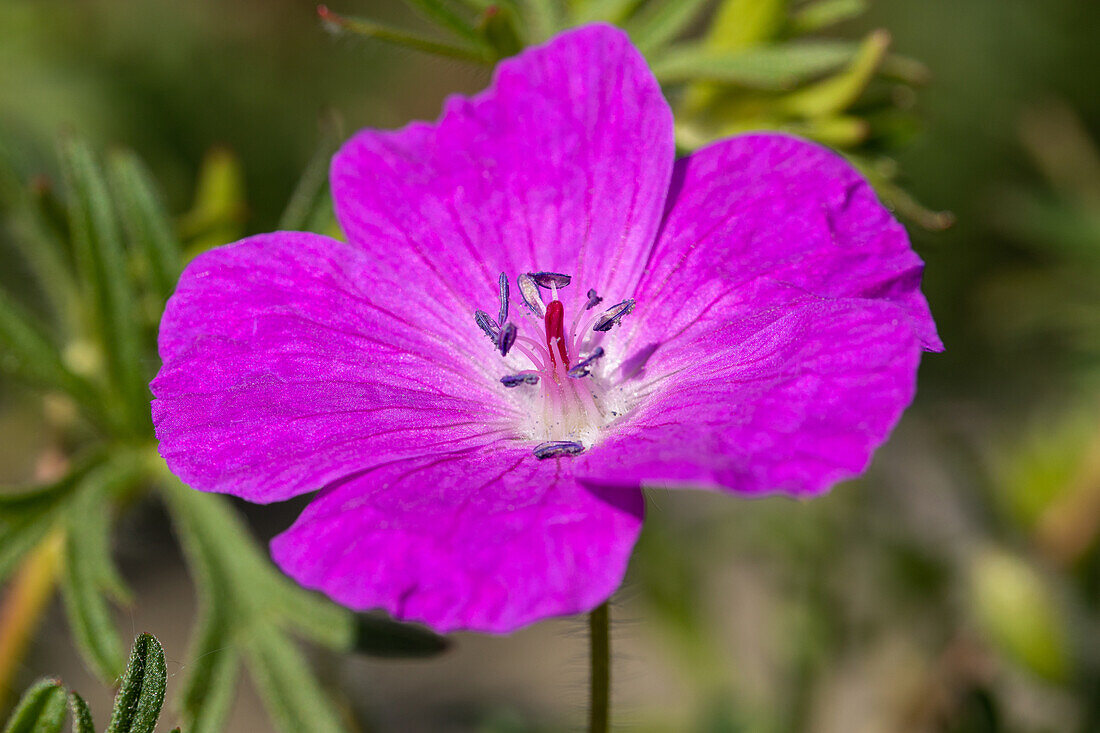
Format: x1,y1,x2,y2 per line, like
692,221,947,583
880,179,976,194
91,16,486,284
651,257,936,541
588,601,610,733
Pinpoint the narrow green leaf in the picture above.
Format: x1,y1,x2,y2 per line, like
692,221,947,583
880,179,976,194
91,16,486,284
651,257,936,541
0,287,102,417
478,4,524,60
352,615,450,658
653,40,858,88
105,634,167,733
319,6,489,63
779,30,890,117
68,691,96,733
243,631,344,733
278,115,343,233
0,460,100,583
706,0,787,51
59,456,143,683
3,679,67,733
399,0,485,45
180,639,239,733
107,150,183,305
626,0,710,54
789,0,868,34
58,138,148,434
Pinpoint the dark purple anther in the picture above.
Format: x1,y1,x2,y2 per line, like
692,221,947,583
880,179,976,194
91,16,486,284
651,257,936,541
498,322,517,356
517,274,545,317
593,299,636,332
497,272,509,326
566,347,605,378
533,440,585,459
501,373,539,388
585,288,603,310
530,272,572,289
475,310,499,341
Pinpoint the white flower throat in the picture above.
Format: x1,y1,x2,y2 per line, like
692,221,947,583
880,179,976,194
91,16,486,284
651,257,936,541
473,272,637,457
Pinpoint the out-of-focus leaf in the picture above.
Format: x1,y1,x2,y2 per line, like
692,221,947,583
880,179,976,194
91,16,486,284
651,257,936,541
626,0,710,55
58,138,147,434
0,458,100,583
177,148,246,256
969,549,1069,682
352,615,449,658
105,633,167,733
707,0,787,52
318,6,490,64
59,455,143,683
569,0,643,24
277,115,342,233
779,29,890,117
0,288,102,419
478,4,524,60
67,691,95,733
3,678,67,733
399,0,485,46
107,150,183,305
652,41,858,89
243,631,345,733
789,0,867,34
517,0,562,42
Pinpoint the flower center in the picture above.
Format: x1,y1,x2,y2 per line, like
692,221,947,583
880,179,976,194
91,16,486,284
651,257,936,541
473,272,637,457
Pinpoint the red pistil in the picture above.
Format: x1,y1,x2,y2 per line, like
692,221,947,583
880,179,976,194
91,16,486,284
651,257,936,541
544,300,570,368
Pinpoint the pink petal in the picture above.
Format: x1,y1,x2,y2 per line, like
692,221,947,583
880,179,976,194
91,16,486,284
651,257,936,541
581,299,921,496
330,23,675,318
578,135,937,495
152,232,518,503
270,447,644,633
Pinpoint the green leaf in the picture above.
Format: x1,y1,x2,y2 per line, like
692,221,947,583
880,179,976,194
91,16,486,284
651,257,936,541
0,287,102,419
706,0,787,52
318,6,489,63
516,0,562,43
351,615,450,658
789,0,868,34
779,29,891,117
652,40,858,89
105,633,167,733
58,138,148,435
3,679,67,733
626,0,710,55
0,459,101,583
568,0,642,24
399,0,485,46
59,456,143,683
107,150,183,306
278,115,343,233
478,5,524,60
67,691,96,733
243,631,345,733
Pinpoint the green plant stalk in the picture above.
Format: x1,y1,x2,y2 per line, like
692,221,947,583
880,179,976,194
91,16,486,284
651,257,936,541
589,602,610,733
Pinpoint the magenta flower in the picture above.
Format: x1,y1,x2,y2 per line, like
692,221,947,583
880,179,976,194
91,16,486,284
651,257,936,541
151,25,941,633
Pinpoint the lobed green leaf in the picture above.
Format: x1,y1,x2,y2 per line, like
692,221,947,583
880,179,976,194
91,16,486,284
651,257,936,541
105,633,167,733
107,150,183,306
58,138,149,436
3,679,67,733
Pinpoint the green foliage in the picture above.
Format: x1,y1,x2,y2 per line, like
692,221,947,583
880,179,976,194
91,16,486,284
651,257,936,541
0,135,448,731
1,635,167,733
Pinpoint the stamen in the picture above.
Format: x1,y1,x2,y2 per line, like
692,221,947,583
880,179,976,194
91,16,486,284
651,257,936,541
593,299,636,332
517,274,545,317
533,440,585,459
474,310,499,341
585,288,603,310
497,272,509,326
501,374,539,388
566,347,605,378
531,272,572,289
498,322,517,356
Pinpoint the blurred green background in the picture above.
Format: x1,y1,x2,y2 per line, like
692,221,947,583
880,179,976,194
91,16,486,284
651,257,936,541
2,0,1100,731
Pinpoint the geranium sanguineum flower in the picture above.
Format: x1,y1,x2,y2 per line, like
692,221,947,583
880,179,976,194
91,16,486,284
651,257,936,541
151,25,941,633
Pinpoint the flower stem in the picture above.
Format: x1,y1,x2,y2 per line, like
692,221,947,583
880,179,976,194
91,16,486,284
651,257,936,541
588,601,610,733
